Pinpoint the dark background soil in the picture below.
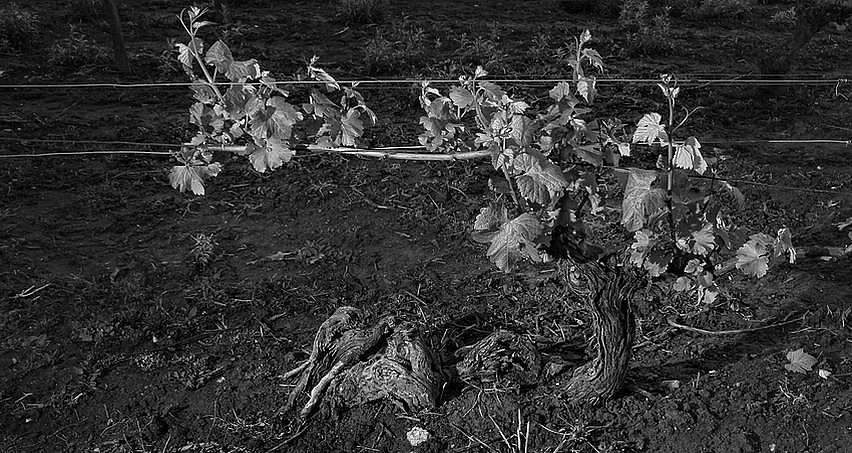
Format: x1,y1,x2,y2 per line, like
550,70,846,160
1,0,851,452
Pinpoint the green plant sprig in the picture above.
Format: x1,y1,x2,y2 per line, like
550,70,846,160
416,30,795,291
171,12,796,290
170,6,374,195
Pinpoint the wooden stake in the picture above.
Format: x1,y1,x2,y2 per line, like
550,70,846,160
103,0,130,74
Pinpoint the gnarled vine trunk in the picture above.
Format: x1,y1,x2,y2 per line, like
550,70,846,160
283,251,643,417
556,257,641,404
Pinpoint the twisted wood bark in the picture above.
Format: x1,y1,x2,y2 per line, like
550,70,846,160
283,307,444,419
557,258,641,404
546,223,644,404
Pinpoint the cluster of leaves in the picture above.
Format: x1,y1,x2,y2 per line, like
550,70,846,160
171,9,796,296
417,31,628,272
417,31,795,298
624,76,794,302
170,6,374,195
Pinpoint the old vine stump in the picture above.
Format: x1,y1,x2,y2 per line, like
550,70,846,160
555,256,642,405
284,253,642,416
283,307,444,418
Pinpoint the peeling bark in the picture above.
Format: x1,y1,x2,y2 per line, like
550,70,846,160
556,258,641,405
285,244,642,415
456,329,542,387
283,307,444,418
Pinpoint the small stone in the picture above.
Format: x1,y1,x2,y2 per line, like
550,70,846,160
406,427,430,447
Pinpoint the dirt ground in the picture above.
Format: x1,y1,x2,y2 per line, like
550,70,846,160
1,0,851,452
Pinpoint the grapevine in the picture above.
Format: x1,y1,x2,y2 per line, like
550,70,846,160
172,8,796,291
171,8,802,406
170,6,374,195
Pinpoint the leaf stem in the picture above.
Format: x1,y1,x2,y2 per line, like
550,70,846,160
664,79,677,243
501,155,527,212
183,14,223,102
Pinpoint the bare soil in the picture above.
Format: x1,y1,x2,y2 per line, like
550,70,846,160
1,1,851,452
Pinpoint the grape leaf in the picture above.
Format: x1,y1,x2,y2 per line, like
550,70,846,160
418,116,451,151
684,258,703,275
509,100,530,115
701,289,718,305
187,6,203,20
632,113,668,145
673,137,707,174
204,40,260,81
189,102,225,132
513,152,569,207
574,145,604,166
250,96,303,140
205,40,232,73
621,168,665,232
304,90,338,119
421,95,453,124
736,239,770,278
509,115,532,147
577,76,596,103
784,349,816,373
190,81,217,104
307,56,340,91
248,138,293,173
488,176,512,195
340,108,364,146
690,222,715,255
448,86,474,108
226,59,260,81
581,48,603,71
223,85,252,121
478,81,505,101
630,229,653,253
673,276,692,292
721,181,745,210
473,203,508,234
484,213,543,272
549,82,572,102
697,271,714,288
175,38,203,68
169,162,222,195
644,248,672,277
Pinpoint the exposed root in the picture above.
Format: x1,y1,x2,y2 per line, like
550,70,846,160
456,329,542,387
284,308,558,418
284,307,443,418
666,312,801,336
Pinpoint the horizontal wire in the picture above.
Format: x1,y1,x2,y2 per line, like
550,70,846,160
2,137,850,150
0,148,846,195
0,77,848,90
0,150,172,157
704,139,851,146
0,137,178,147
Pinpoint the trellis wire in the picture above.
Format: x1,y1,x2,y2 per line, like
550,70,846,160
0,77,848,90
1,137,849,150
0,145,848,195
